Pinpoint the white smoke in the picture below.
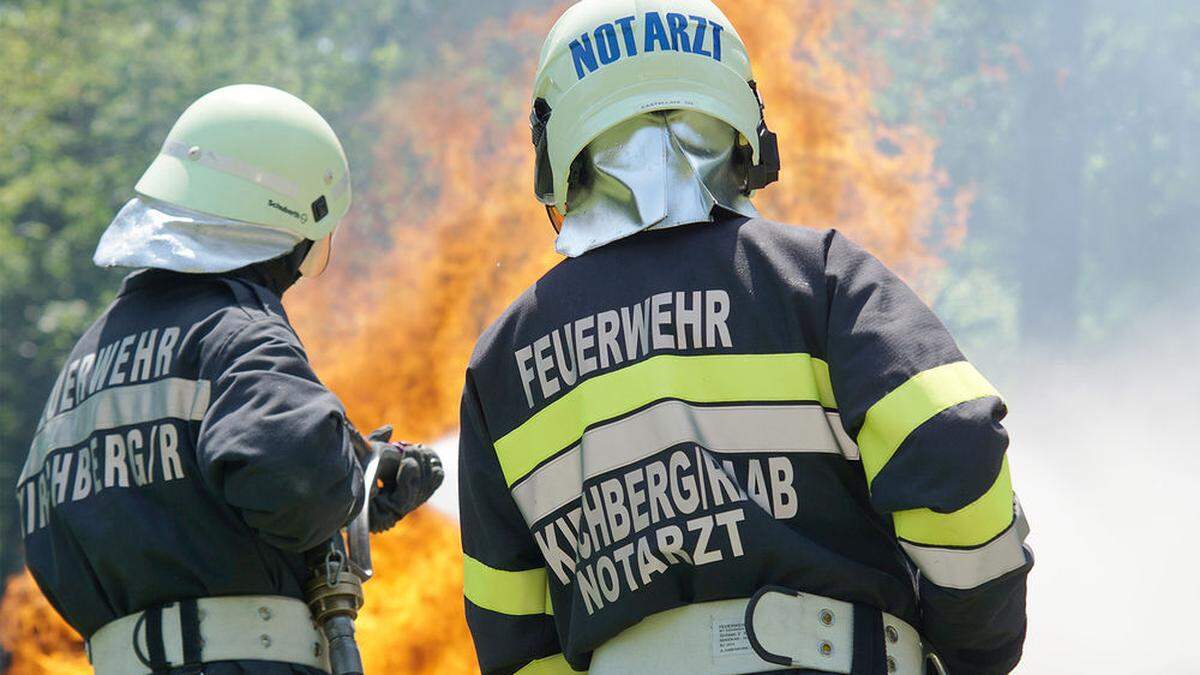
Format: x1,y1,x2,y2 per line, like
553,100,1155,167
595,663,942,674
428,433,462,518
1008,321,1200,672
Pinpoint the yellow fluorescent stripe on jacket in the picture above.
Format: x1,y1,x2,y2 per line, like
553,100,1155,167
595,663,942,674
857,361,1012,547
516,653,584,674
495,353,835,487
894,457,1015,548
856,361,1001,487
810,357,838,409
463,554,552,616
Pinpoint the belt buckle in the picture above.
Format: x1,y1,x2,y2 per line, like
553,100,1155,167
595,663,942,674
743,585,851,672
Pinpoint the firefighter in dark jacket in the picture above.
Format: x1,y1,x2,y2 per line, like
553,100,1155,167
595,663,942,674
17,84,443,674
457,1,1032,674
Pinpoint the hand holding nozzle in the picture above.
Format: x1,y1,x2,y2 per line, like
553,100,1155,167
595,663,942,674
305,424,444,675
363,425,445,533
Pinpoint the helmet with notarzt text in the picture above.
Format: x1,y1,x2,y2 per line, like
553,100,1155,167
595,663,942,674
530,0,779,215
133,84,351,275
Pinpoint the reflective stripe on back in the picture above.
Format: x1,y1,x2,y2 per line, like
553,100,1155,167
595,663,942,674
19,377,211,485
510,400,853,527
495,353,839,487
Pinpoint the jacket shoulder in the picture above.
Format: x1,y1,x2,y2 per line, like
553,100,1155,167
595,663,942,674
739,217,835,252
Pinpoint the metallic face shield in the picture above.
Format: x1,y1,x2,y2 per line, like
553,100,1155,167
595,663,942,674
555,110,759,258
94,198,306,273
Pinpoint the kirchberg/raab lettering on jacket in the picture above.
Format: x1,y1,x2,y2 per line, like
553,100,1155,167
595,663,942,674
17,327,200,536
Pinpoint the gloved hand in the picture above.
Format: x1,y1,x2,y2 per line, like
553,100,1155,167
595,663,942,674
364,426,445,533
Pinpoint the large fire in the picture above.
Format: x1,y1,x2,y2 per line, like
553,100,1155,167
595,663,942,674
2,2,960,673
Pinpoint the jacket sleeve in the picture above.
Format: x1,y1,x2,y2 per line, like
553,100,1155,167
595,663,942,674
458,370,581,675
822,231,1032,675
197,318,364,553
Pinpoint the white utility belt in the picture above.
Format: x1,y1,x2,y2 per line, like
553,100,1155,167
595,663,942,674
87,595,331,675
590,587,946,675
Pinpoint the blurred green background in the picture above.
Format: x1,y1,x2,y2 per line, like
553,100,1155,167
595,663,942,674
2,1,1198,670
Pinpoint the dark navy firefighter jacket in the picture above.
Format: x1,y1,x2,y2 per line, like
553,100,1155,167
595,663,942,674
459,217,1032,675
17,268,364,674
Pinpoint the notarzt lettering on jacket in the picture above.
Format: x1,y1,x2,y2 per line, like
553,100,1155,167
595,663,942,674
532,446,799,615
513,289,733,408
570,12,725,80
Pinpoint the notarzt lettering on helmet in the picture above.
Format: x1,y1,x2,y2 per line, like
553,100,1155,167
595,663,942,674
570,12,725,81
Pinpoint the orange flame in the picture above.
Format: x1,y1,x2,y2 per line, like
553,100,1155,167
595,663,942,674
0,573,88,675
2,3,960,673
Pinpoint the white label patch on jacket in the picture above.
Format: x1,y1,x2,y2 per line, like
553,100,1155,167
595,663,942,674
712,617,752,658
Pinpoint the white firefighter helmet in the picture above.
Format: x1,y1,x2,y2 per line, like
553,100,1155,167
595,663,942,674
95,84,351,276
531,0,779,213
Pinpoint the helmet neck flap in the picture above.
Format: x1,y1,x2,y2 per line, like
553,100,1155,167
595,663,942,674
555,110,759,257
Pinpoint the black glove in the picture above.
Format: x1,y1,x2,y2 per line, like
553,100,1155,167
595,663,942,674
364,426,445,533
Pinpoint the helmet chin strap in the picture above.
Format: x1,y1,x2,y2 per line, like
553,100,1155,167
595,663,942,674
299,234,333,278
546,205,566,234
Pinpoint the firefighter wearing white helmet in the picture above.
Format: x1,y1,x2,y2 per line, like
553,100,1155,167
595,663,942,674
530,0,779,253
19,85,443,675
95,84,352,276
459,2,1031,675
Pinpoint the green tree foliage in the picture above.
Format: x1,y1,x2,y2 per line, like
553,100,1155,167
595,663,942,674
874,0,1200,371
0,0,524,575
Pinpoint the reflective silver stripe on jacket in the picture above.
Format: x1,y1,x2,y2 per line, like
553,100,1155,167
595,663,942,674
511,400,854,527
19,378,211,484
900,506,1031,590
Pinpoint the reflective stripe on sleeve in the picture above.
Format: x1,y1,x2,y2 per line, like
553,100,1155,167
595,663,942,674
463,554,552,617
900,499,1030,590
893,457,1016,548
856,361,1001,487
510,400,849,526
515,653,582,674
495,353,831,487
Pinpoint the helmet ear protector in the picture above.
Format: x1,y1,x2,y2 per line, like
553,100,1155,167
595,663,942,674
531,97,557,207
530,80,782,229
743,81,781,192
